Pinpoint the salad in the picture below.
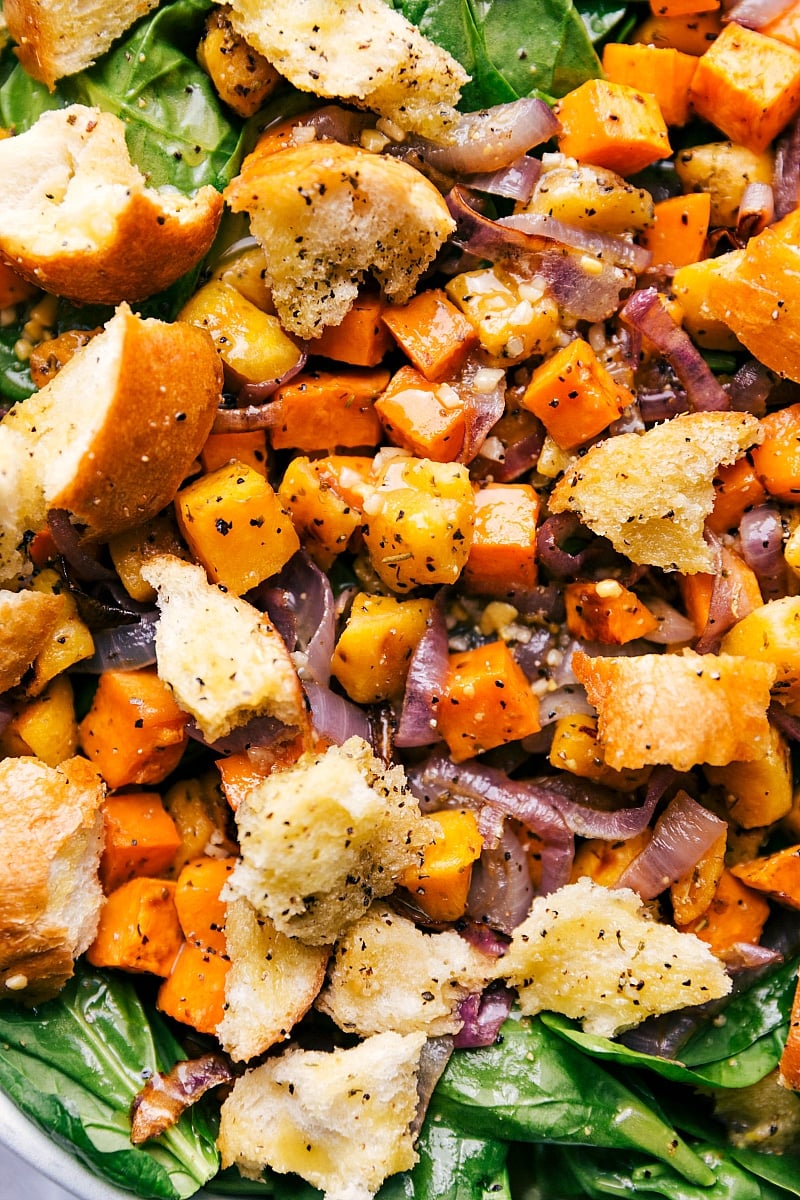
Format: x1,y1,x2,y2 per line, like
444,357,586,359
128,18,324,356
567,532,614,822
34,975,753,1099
0,0,799,1198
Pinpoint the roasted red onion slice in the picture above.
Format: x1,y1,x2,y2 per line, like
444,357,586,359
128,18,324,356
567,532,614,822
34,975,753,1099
726,359,773,415
395,588,449,748
47,509,115,581
499,212,652,272
724,0,796,29
417,98,560,175
465,155,541,203
446,184,546,259
304,680,372,745
620,288,730,412
76,614,158,673
456,358,506,464
187,713,288,755
616,790,727,900
131,1053,234,1144
768,701,800,740
736,181,774,240
411,1036,454,1135
740,503,787,601
212,354,308,433
466,822,534,933
642,596,697,645
696,539,763,653
256,554,336,686
536,251,634,323
0,696,13,735
774,114,800,219
454,984,514,1048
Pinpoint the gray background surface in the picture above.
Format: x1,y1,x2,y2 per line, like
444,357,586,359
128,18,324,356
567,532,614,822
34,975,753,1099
0,1144,76,1200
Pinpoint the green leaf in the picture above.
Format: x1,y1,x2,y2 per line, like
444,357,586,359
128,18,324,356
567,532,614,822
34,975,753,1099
730,1149,800,1197
540,1011,787,1090
0,319,36,402
574,0,632,45
433,1013,714,1186
0,967,219,1199
387,0,602,107
680,957,799,1068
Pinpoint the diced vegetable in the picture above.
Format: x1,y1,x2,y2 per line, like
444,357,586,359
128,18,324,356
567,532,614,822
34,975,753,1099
157,941,230,1035
730,844,800,910
279,455,362,568
100,791,182,892
704,723,793,829
639,194,710,269
375,365,466,462
601,43,698,126
0,674,77,766
521,337,631,451
331,592,433,704
564,579,658,645
677,868,771,952
200,430,269,477
549,713,650,792
78,668,188,790
399,808,482,922
380,288,478,382
674,141,773,227
174,856,236,955
312,290,395,366
87,878,184,977
268,367,387,452
461,483,540,596
555,79,671,175
438,639,540,762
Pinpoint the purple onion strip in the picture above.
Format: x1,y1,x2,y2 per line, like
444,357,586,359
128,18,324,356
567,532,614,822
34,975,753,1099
616,790,727,900
454,985,514,1048
395,589,449,748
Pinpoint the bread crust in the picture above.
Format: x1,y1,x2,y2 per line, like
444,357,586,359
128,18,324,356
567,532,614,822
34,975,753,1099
0,589,63,691
4,304,223,545
0,755,105,1004
5,0,161,89
0,106,222,304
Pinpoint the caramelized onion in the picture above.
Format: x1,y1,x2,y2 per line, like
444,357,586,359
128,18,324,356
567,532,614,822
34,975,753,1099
499,212,652,272
466,155,541,203
131,1053,233,1144
395,588,449,748
304,680,372,745
454,984,514,1048
466,822,534,933
418,98,559,175
740,503,787,600
736,181,775,240
616,790,727,899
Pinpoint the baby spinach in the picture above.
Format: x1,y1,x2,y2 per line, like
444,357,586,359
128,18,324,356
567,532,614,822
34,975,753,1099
433,1013,715,1186
0,967,219,1199
0,0,243,192
386,0,603,107
0,320,35,402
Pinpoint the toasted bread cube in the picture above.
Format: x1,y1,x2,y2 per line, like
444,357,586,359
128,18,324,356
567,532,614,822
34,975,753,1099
176,460,300,595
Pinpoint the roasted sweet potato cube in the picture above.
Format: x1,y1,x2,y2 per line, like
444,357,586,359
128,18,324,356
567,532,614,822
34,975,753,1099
87,878,184,977
375,365,466,462
438,639,540,762
555,79,671,175
461,483,540,595
101,791,182,892
521,337,631,450
565,579,658,645
381,288,478,381
268,368,387,452
331,592,432,704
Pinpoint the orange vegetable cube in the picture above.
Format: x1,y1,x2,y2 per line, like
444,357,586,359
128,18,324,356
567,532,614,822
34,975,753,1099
678,547,763,637
399,808,483,922
520,337,631,450
565,579,658,644
731,843,800,909
751,403,800,503
79,669,188,790
556,79,671,175
639,193,710,269
438,639,540,762
278,455,362,569
176,459,300,594
218,752,272,810
461,483,540,595
157,941,230,1035
677,868,771,954
201,431,268,477
550,713,651,792
602,43,699,126
571,830,652,887
0,261,39,307
312,454,376,511
764,3,800,51
375,365,466,462
312,290,395,366
632,9,722,55
689,22,800,153
331,592,433,704
649,0,718,14
779,971,800,1089
380,288,478,382
707,456,768,534
100,792,182,892
267,368,387,452
174,856,237,955
87,878,184,977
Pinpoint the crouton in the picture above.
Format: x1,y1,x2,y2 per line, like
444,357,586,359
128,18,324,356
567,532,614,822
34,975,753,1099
217,1030,427,1200
5,0,160,89
573,649,777,771
219,0,467,137
140,555,307,745
499,876,731,1038
225,737,439,945
224,141,455,338
0,106,222,304
317,903,496,1037
218,898,329,1063
549,412,762,573
0,589,64,691
0,755,105,1004
0,304,222,583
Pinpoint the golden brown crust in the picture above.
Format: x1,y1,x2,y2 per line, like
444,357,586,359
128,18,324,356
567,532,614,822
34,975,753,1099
5,0,161,90
0,106,223,304
573,649,778,771
0,589,64,691
4,304,224,543
0,755,105,1004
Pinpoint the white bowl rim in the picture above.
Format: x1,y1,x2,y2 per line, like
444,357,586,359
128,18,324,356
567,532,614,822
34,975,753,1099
0,1087,230,1199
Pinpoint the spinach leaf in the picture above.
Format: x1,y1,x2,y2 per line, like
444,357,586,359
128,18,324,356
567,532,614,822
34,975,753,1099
0,319,36,401
0,967,219,1199
575,0,632,45
730,1149,800,1198
680,957,799,1068
387,0,602,108
433,1013,715,1186
540,1011,787,1090
385,1103,510,1199
542,1144,795,1199
0,0,243,191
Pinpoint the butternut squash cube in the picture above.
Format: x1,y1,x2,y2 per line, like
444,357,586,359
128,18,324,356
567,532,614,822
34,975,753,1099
331,592,433,704
674,141,773,227
549,712,650,792
363,456,475,593
555,79,671,175
312,290,395,367
375,365,466,462
704,722,793,829
380,288,478,382
571,830,652,887
677,868,771,953
201,431,269,477
720,597,800,708
0,674,78,767
87,877,184,977
438,639,540,762
602,42,698,126
521,337,631,451
268,368,387,452
731,843,800,910
565,579,658,645
179,279,302,386
689,22,800,154
108,515,188,604
27,567,94,693
176,460,300,595
461,483,540,596
100,792,182,892
632,9,722,56
670,256,742,352
398,808,483,922
445,266,561,365
279,455,362,569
